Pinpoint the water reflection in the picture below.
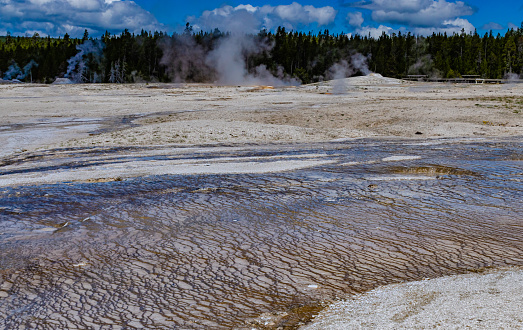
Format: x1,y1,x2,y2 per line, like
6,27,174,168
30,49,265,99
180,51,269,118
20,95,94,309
1,138,522,328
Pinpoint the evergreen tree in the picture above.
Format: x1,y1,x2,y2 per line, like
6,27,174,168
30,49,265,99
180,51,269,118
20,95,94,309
1,25,522,83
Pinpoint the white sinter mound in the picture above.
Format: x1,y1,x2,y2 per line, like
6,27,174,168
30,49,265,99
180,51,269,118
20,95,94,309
303,267,523,329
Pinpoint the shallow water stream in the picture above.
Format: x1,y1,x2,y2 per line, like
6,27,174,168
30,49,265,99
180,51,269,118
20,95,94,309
1,138,522,329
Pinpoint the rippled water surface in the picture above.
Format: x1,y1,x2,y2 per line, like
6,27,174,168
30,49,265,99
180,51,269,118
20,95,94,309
1,138,522,328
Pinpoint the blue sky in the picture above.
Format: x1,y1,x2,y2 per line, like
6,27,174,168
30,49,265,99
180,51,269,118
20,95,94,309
0,0,521,38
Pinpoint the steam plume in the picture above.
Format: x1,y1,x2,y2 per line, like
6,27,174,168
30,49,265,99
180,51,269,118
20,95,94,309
18,60,38,81
65,40,105,83
408,55,440,78
504,72,520,82
3,62,21,80
350,53,371,75
159,33,210,83
205,35,299,86
160,33,299,86
327,60,353,94
327,53,372,94
3,60,39,81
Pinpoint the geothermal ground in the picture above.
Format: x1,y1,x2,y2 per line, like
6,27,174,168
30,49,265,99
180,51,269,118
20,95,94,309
0,76,522,329
0,76,521,158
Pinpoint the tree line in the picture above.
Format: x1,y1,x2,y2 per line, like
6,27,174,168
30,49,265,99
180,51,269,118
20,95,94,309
1,24,522,84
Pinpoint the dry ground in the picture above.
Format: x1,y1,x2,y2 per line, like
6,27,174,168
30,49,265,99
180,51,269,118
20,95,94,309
0,76,521,156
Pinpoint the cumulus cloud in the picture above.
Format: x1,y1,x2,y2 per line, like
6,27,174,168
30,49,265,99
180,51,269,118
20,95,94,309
0,0,163,37
351,0,434,12
346,0,475,36
481,22,504,31
347,11,364,27
364,0,474,27
414,18,474,35
352,24,395,38
190,2,337,33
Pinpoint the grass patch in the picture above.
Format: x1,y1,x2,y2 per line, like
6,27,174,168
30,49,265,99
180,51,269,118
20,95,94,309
473,96,523,113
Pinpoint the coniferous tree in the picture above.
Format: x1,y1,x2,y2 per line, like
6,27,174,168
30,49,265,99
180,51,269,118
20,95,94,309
1,24,522,83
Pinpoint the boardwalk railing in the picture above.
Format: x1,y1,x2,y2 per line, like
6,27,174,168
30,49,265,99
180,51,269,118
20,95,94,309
403,75,523,84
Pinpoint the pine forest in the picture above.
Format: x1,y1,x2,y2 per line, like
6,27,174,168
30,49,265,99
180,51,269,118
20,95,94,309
1,24,522,84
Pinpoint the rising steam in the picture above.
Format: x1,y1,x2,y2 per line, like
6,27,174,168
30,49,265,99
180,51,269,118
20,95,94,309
327,53,372,94
159,33,210,83
504,72,520,81
205,35,299,86
3,60,38,81
408,55,441,78
65,40,105,83
160,32,300,86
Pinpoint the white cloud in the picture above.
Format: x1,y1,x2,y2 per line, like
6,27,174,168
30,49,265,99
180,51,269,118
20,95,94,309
192,2,337,33
352,0,434,13
369,0,474,27
507,22,518,30
348,0,476,36
0,0,163,37
481,22,504,31
347,11,364,27
414,18,475,35
353,24,395,38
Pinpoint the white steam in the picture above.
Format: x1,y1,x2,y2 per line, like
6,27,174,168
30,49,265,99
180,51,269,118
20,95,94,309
64,40,105,83
159,34,209,83
3,62,21,80
504,72,520,82
3,60,38,81
351,53,371,76
408,55,441,78
205,35,299,86
328,60,352,94
160,33,300,86
502,72,521,90
327,54,372,94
